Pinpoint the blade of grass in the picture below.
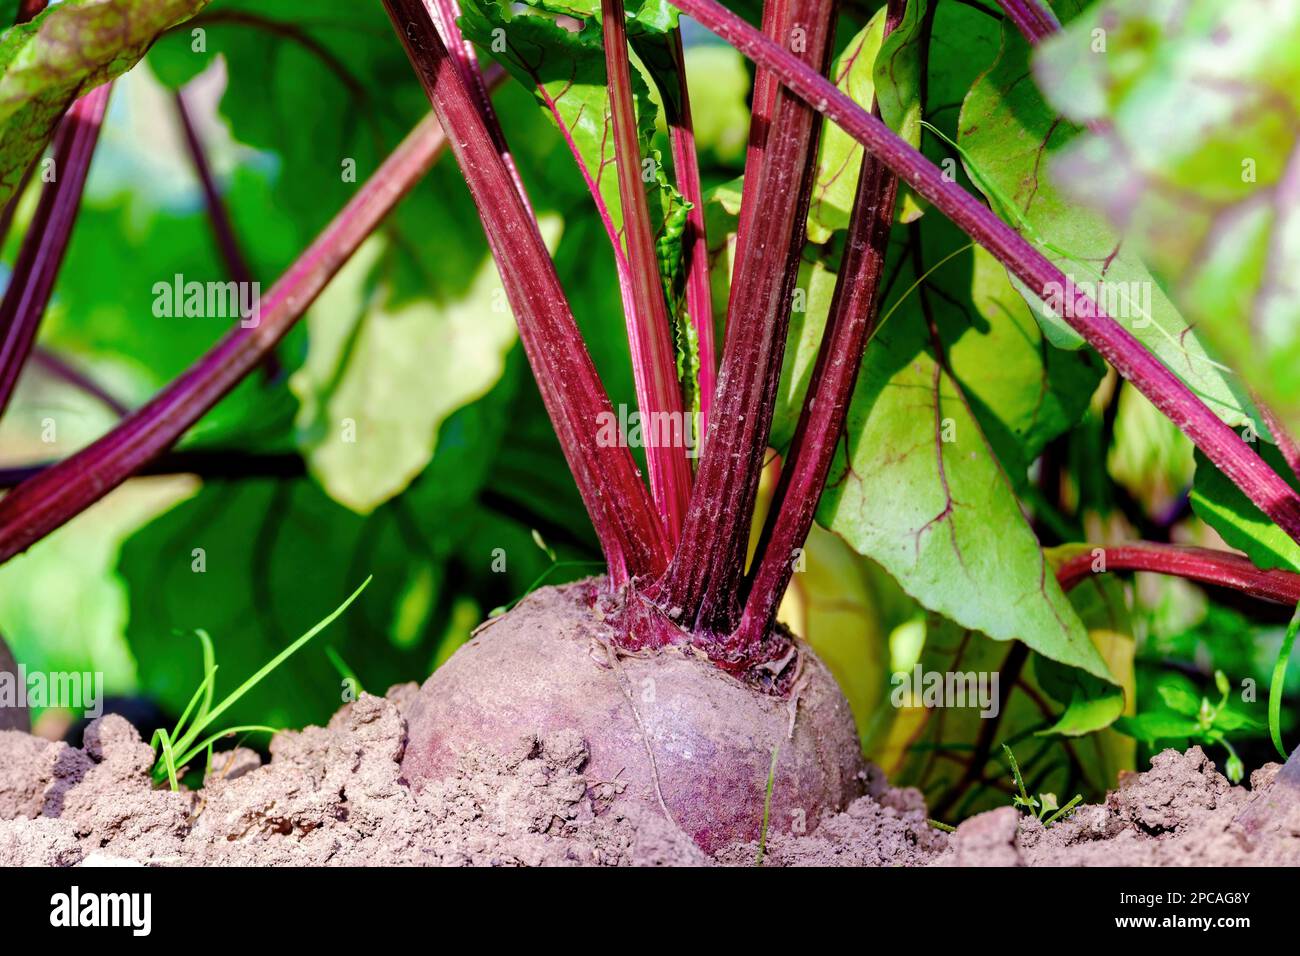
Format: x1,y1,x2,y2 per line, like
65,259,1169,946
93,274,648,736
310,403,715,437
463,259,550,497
152,727,181,792
169,577,372,759
166,634,217,744
755,739,780,865
172,724,280,773
1271,605,1300,759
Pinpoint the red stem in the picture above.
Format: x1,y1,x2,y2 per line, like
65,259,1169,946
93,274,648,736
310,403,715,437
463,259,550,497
0,84,111,422
174,87,254,288
995,0,1060,44
1057,543,1300,606
15,0,47,23
733,0,791,254
669,0,1300,550
0,111,450,564
602,0,693,547
382,0,668,582
421,0,531,209
656,0,838,635
738,0,904,649
665,27,717,439
30,348,129,417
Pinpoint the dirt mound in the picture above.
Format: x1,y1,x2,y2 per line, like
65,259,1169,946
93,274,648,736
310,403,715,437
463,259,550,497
1,685,1296,866
0,688,712,866
933,746,1300,866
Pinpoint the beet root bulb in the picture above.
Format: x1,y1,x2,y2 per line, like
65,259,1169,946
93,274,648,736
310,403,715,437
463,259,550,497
401,581,865,853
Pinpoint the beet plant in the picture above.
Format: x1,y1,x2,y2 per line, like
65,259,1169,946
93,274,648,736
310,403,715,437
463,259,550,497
1,0,1299,853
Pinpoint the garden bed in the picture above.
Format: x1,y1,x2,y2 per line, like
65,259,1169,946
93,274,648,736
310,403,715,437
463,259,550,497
3,683,1296,867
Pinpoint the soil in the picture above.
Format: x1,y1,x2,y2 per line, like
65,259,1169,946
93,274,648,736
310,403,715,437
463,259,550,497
2,586,1298,866
2,686,1297,866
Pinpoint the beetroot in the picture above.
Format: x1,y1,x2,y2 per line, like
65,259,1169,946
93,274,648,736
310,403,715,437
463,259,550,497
401,582,865,853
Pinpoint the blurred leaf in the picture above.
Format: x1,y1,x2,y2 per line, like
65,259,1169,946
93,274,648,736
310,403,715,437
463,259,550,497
0,0,210,206
1191,444,1300,572
119,353,526,730
958,6,1261,431
1116,713,1203,743
679,44,748,166
0,478,194,696
1107,383,1195,516
876,575,1134,818
1156,683,1201,718
289,219,559,513
1035,0,1300,430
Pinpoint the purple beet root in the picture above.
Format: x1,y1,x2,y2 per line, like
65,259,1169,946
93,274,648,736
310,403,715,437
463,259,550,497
401,581,865,853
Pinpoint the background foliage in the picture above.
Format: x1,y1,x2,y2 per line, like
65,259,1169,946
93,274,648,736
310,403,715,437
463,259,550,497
0,0,1295,818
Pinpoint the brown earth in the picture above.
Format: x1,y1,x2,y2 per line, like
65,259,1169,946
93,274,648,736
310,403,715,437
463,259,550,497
2,680,1298,866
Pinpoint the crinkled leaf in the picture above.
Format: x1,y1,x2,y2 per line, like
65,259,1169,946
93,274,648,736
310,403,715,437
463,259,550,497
1191,444,1300,573
0,0,210,206
805,0,925,244
871,0,926,222
817,215,1112,684
1034,0,1300,429
958,7,1261,430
